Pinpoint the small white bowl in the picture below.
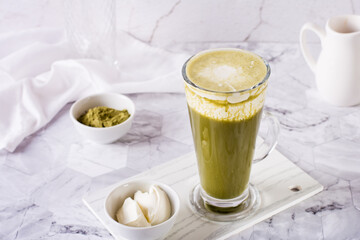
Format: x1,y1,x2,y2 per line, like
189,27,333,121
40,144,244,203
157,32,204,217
70,93,135,144
104,180,180,240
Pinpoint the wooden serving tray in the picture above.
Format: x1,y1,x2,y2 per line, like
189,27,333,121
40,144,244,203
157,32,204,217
83,149,323,240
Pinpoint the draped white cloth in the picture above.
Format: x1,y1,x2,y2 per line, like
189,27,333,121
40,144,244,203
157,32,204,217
0,28,189,152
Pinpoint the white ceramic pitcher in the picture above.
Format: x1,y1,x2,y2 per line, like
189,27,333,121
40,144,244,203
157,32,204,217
300,15,360,106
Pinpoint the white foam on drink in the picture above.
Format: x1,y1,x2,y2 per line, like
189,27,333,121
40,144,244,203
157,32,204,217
200,65,246,91
185,49,268,120
196,64,255,92
185,84,266,121
186,49,267,93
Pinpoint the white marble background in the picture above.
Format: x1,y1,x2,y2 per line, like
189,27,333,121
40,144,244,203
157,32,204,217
1,0,360,239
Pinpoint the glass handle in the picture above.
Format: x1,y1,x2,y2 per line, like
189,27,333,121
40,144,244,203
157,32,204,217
253,111,280,163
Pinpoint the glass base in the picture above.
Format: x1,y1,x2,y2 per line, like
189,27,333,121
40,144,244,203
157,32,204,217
189,184,260,222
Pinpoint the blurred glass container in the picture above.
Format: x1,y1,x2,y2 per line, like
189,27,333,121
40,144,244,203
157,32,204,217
64,0,118,67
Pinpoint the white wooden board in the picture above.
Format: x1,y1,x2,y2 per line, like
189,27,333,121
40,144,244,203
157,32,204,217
83,149,323,240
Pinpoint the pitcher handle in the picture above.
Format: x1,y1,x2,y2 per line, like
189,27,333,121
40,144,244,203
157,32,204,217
300,22,325,72
253,112,280,163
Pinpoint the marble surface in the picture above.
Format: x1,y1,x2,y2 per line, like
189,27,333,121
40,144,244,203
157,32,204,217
1,0,360,239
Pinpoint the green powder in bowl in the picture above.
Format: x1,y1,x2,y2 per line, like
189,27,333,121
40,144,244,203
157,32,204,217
78,106,131,128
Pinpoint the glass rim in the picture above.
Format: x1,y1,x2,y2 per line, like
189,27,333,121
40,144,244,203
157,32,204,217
182,48,271,94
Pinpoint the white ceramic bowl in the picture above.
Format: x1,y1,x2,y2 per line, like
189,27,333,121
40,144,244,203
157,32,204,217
104,180,180,240
70,93,135,144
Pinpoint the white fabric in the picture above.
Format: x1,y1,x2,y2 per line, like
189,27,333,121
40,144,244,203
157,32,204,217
0,28,189,152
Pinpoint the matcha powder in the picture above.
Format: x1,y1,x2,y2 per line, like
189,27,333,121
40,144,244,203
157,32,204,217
78,106,131,128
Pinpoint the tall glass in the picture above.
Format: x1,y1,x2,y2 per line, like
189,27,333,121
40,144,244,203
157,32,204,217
183,48,279,221
64,0,118,68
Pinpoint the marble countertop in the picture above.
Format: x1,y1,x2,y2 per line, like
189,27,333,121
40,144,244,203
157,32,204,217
1,0,360,239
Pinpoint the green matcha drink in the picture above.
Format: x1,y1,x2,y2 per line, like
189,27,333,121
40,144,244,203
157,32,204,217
183,49,268,201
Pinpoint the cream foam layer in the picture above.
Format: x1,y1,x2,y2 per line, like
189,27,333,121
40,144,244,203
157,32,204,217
185,84,266,121
186,49,267,92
